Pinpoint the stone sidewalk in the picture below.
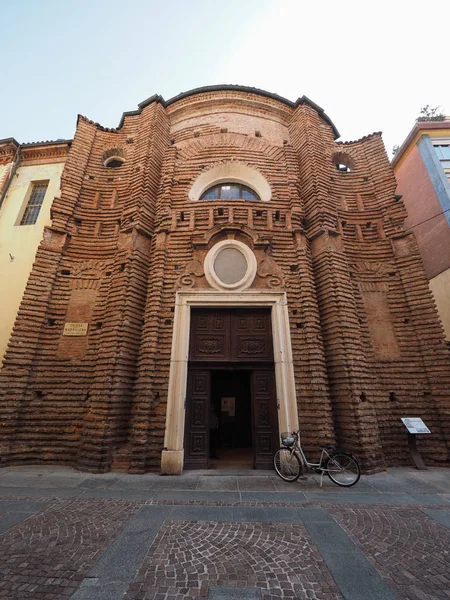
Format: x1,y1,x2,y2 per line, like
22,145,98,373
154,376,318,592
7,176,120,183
1,467,449,599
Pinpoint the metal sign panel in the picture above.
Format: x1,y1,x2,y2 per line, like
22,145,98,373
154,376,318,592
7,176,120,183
401,418,431,434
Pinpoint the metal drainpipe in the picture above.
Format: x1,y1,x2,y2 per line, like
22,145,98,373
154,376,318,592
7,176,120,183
0,144,21,210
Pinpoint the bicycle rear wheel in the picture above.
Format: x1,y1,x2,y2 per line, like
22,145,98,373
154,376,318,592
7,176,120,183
325,452,360,487
273,448,302,482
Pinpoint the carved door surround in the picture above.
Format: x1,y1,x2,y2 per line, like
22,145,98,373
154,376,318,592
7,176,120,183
162,291,299,475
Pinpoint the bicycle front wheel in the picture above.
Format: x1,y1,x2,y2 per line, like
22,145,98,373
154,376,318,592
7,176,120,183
325,452,360,487
274,448,302,482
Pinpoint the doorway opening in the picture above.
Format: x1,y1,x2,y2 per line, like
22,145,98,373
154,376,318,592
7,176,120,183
183,307,280,471
209,370,252,469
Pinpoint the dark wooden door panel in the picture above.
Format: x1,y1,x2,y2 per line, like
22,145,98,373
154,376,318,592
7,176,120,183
189,311,231,362
190,308,273,363
184,369,210,469
252,370,279,469
231,309,273,363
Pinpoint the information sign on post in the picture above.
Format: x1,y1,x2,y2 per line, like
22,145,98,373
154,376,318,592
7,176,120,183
401,417,430,470
401,418,431,435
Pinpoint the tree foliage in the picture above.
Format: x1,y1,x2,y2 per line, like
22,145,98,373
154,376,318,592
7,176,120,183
416,105,446,122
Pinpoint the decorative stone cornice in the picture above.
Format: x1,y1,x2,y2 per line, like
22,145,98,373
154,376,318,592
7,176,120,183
20,142,71,164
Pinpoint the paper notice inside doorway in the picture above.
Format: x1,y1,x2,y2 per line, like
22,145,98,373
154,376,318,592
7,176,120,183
221,397,235,416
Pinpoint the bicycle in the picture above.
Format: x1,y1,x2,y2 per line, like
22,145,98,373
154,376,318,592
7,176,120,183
273,430,361,487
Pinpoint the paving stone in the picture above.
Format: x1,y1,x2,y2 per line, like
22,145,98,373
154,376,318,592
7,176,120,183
237,477,276,491
304,491,422,505
313,477,374,492
422,508,450,529
365,472,442,495
82,488,156,500
410,493,450,505
270,476,311,491
151,477,199,490
240,491,307,504
0,506,45,534
231,506,271,522
77,477,121,489
108,478,157,491
407,470,450,493
153,490,241,502
34,475,87,488
208,586,262,599
0,474,48,487
70,580,128,600
0,500,48,513
0,486,82,498
197,476,239,491
171,505,234,522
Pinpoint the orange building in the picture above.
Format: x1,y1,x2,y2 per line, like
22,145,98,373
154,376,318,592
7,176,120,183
1,86,449,474
392,119,450,341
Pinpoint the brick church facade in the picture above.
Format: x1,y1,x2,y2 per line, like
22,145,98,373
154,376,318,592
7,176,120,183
1,85,449,474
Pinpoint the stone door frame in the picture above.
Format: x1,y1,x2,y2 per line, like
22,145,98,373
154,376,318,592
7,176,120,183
161,291,299,474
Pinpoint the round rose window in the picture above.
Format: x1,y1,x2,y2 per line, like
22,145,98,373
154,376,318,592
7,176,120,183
204,240,257,291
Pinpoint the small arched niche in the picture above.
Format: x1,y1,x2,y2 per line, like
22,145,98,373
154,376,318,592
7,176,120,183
331,152,355,173
102,147,126,168
189,163,272,202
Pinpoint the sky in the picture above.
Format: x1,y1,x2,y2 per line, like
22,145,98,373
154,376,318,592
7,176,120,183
1,0,448,157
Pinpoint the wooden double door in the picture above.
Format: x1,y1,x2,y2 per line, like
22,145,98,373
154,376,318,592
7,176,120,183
184,308,279,469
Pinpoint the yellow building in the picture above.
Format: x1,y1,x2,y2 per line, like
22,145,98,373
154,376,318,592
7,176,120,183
0,138,70,362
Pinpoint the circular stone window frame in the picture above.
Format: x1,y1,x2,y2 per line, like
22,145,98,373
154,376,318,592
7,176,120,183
204,240,257,292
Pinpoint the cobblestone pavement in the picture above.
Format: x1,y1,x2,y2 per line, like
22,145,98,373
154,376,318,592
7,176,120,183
0,499,138,599
126,520,342,600
0,467,449,600
329,505,450,600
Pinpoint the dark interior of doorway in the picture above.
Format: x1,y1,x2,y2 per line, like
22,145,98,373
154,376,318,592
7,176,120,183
209,370,253,469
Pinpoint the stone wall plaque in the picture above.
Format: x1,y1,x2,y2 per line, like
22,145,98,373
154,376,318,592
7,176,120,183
63,322,89,336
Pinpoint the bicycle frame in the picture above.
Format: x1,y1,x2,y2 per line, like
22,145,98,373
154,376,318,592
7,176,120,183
276,430,360,487
286,431,335,486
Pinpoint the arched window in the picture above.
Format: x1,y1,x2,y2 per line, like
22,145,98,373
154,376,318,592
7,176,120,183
331,152,355,173
199,183,260,201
